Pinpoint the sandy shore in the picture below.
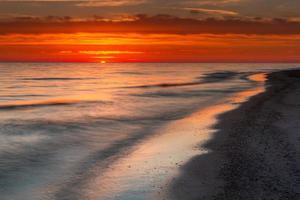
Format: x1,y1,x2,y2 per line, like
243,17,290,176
170,69,300,200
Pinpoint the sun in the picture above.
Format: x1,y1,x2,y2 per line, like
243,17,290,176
100,60,107,64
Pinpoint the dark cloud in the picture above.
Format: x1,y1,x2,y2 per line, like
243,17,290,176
1,0,300,20
1,14,300,35
190,0,300,18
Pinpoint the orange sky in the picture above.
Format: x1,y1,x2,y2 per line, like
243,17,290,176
1,1,300,62
1,18,300,62
1,32,300,63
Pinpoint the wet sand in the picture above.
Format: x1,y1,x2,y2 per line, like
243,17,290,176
170,69,300,200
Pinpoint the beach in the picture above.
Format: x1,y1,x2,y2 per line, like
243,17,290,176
171,70,300,200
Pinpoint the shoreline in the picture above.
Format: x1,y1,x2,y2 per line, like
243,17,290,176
170,69,300,200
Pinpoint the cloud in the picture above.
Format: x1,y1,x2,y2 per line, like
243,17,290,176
0,0,147,7
1,0,300,20
185,0,300,18
1,14,300,35
76,0,147,7
190,0,241,6
183,7,238,16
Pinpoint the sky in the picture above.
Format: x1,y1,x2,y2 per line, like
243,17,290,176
0,0,300,62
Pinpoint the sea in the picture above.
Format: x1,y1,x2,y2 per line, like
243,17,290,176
0,63,299,200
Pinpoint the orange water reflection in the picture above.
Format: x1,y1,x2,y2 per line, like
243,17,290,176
248,73,267,82
79,74,267,200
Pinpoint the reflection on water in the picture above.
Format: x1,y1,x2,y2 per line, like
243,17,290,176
0,63,298,200
248,72,267,82
84,87,266,200
88,104,233,200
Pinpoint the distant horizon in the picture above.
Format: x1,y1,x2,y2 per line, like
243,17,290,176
1,61,300,64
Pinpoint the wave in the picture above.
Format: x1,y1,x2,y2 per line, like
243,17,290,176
127,81,203,88
126,71,242,89
0,99,102,110
133,88,241,98
0,94,48,98
119,72,146,75
20,77,99,81
199,71,240,83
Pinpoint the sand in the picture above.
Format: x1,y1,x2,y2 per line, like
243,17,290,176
170,69,300,200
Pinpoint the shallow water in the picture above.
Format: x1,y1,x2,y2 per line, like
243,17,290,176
0,63,299,200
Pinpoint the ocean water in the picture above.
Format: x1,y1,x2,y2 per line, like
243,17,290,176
0,63,299,200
